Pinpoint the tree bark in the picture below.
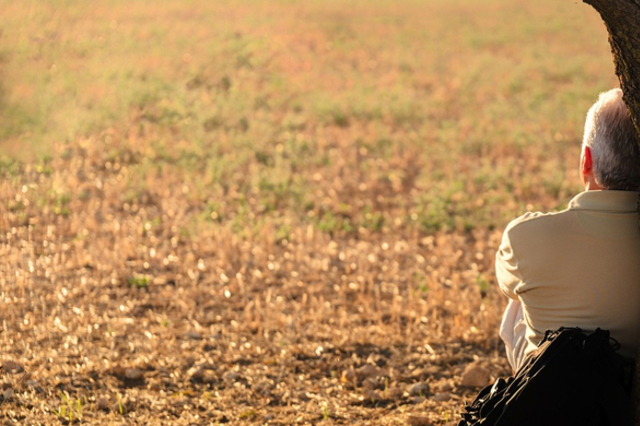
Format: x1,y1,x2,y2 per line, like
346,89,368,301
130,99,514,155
584,0,640,143
583,2,640,423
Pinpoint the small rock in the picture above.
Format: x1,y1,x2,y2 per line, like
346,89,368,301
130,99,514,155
387,386,404,399
188,367,204,380
341,368,357,383
110,366,126,377
223,371,241,382
184,331,202,340
189,367,215,383
362,377,376,391
124,368,144,380
2,388,13,401
2,361,24,374
357,364,380,380
435,379,454,393
26,380,43,393
362,388,382,402
410,368,426,379
407,415,433,426
172,398,192,409
460,363,490,388
147,378,162,391
363,376,387,391
432,392,451,402
424,365,440,375
184,356,196,368
96,397,110,411
202,370,215,383
408,382,430,397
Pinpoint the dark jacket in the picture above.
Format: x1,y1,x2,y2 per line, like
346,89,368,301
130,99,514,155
458,328,634,426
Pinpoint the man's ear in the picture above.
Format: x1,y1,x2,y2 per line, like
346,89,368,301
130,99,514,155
582,146,593,175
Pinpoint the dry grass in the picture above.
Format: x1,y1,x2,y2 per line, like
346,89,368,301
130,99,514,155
0,0,619,424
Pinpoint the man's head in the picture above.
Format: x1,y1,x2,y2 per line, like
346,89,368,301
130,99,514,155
581,88,640,191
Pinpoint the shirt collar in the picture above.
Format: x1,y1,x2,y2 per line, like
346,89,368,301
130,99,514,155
568,190,640,212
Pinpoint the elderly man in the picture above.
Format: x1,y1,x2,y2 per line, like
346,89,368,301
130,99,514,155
497,88,640,372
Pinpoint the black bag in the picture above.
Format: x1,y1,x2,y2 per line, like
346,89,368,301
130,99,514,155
458,327,634,426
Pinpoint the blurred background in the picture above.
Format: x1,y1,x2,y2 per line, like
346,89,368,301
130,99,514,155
0,0,617,229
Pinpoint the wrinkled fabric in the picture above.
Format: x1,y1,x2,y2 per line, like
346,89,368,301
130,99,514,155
499,299,528,372
496,190,640,360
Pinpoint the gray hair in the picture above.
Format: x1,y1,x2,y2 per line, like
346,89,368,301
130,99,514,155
583,88,640,190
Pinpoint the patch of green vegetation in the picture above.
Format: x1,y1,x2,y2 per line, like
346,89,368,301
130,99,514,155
413,272,429,294
53,192,71,217
128,275,150,289
476,274,489,297
0,156,22,178
202,202,224,223
52,392,86,422
315,210,356,236
361,209,385,232
239,409,258,419
0,0,611,238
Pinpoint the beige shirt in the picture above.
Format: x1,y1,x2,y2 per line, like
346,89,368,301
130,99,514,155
496,190,640,359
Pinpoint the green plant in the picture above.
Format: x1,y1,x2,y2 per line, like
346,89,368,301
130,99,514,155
322,403,329,420
128,275,150,288
476,274,489,297
52,392,86,422
116,394,125,415
239,409,257,419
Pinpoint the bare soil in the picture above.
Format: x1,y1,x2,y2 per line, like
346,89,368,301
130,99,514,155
0,144,510,425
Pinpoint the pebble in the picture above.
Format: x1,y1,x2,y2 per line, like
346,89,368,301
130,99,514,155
410,368,426,379
2,362,24,374
357,364,380,380
223,371,241,381
387,386,404,399
341,368,357,383
432,392,452,402
460,364,490,388
3,389,13,401
26,380,43,393
189,367,215,383
96,397,110,411
184,331,202,340
124,368,144,380
435,379,454,393
362,389,382,402
407,414,433,426
408,382,430,397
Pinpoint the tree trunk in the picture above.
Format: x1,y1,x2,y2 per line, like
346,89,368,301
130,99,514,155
583,1,640,423
584,0,640,143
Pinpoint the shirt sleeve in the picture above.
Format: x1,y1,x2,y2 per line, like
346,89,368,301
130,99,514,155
495,223,523,299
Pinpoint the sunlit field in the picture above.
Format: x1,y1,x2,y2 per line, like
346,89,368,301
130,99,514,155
0,0,618,424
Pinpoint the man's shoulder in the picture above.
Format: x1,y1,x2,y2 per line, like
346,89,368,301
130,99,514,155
503,209,573,243
505,209,567,231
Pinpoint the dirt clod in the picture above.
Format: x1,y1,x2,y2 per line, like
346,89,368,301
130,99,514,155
408,382,430,396
407,414,434,426
2,362,24,374
96,397,110,411
433,392,452,402
124,368,144,380
460,364,491,388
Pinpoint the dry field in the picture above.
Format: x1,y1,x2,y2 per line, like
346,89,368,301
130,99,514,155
0,1,620,424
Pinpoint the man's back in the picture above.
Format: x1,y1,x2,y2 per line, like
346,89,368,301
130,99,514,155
497,190,640,359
